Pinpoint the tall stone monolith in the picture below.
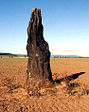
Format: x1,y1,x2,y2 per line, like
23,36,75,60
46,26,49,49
26,8,53,83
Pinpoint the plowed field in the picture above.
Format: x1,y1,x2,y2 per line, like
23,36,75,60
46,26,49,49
0,57,89,112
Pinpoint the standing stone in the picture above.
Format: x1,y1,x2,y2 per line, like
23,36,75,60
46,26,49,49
26,8,53,83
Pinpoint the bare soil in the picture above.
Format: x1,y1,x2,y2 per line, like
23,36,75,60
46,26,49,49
0,57,89,112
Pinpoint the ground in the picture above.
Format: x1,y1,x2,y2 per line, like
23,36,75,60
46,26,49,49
0,57,89,112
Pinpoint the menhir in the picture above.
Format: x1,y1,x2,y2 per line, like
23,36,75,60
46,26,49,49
26,8,53,82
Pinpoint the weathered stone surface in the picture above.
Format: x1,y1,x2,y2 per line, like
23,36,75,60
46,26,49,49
26,8,53,81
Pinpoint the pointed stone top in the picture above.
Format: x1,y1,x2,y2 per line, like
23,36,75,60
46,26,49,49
32,8,41,12
31,8,42,20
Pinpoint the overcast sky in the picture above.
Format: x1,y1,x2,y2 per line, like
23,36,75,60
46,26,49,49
0,0,89,56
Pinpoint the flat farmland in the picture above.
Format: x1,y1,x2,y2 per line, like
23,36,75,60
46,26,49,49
0,57,89,112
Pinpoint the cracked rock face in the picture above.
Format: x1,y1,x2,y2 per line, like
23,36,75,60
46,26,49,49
26,8,53,81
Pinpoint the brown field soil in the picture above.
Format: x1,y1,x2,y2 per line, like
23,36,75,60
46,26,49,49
0,57,89,112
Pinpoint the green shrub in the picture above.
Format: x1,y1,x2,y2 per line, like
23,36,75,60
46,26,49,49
10,84,22,89
86,90,89,95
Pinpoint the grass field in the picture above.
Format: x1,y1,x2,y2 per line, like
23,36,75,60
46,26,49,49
0,57,89,112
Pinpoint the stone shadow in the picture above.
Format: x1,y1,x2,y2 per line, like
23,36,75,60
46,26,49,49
55,72,85,83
